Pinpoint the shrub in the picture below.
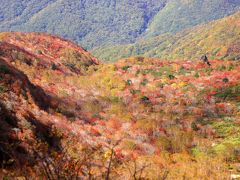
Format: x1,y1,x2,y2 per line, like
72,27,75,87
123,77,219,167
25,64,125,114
0,65,10,74
191,147,204,157
123,140,137,150
151,66,172,77
126,79,132,86
228,64,235,71
156,136,171,151
215,85,240,99
36,49,43,54
122,65,131,71
140,96,150,104
178,67,187,75
0,85,6,93
51,63,58,70
56,106,76,121
108,96,122,103
194,72,200,78
0,49,4,56
196,118,210,126
168,128,194,153
212,121,240,138
168,74,175,80
222,78,229,83
217,65,226,71
141,79,148,86
130,89,140,95
212,138,240,162
191,122,200,131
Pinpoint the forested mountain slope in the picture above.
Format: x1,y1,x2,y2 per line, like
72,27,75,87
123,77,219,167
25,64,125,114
1,0,239,49
144,0,240,38
93,11,240,62
0,0,166,49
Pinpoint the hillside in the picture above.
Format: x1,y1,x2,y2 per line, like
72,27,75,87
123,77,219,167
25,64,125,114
0,0,166,49
0,32,101,177
1,0,240,49
0,32,240,179
0,32,99,73
144,0,240,38
93,11,240,62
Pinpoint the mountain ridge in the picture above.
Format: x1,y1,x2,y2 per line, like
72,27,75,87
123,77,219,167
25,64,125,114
1,0,240,49
93,11,240,62
0,32,100,74
144,0,240,38
0,0,166,49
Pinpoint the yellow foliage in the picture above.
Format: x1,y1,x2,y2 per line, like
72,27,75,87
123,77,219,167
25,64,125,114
172,81,187,88
0,32,8,41
104,150,112,159
161,77,170,84
135,118,157,131
172,63,181,71
106,104,132,122
156,136,171,151
123,140,137,150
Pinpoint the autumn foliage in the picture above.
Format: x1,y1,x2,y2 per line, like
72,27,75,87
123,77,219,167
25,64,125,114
0,32,239,179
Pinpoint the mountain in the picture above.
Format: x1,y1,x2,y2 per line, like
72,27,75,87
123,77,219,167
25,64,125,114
0,0,166,49
0,32,240,178
0,32,99,72
144,0,240,38
93,11,240,62
0,0,240,49
0,32,100,177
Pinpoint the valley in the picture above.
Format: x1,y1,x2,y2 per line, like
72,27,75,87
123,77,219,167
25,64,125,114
0,1,240,179
0,32,239,179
